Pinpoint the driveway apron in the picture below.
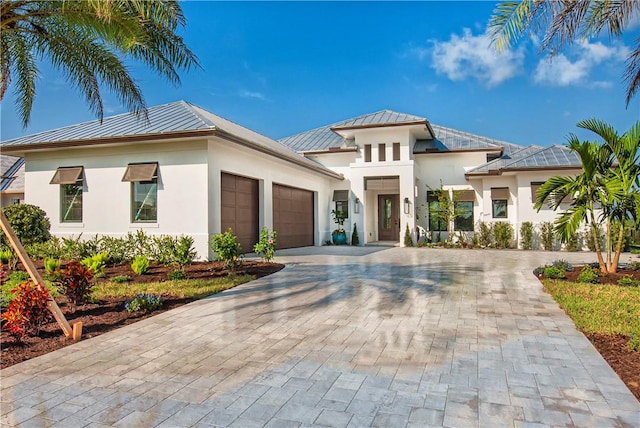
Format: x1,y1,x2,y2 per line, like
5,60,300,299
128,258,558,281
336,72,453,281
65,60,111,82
1,247,639,427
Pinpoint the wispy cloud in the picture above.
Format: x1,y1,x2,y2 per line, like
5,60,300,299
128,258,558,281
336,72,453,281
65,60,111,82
533,40,628,87
238,89,267,100
429,28,525,87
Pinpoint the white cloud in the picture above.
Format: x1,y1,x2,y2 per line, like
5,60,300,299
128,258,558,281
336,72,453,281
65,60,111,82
430,28,525,87
238,90,266,100
534,40,628,87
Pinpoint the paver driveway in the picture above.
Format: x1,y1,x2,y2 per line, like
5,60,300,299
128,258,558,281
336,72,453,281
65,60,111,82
1,247,639,427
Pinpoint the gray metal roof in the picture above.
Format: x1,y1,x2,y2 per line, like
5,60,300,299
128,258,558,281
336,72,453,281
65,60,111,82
414,124,516,153
331,110,426,129
467,144,581,175
0,101,343,180
0,156,24,192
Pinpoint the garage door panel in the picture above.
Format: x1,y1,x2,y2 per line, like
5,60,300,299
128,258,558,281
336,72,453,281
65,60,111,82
273,183,313,249
221,173,259,252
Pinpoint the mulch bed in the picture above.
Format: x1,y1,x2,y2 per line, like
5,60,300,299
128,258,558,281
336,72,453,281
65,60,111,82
560,266,640,284
1,260,283,369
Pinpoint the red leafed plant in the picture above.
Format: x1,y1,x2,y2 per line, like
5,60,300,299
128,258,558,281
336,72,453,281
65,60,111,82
53,261,94,305
2,280,53,340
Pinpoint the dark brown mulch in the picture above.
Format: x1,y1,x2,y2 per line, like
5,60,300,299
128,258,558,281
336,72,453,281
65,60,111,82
561,266,640,284
1,261,283,369
586,333,640,401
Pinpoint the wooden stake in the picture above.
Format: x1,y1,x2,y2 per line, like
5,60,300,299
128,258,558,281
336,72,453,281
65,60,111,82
0,211,73,338
72,322,83,342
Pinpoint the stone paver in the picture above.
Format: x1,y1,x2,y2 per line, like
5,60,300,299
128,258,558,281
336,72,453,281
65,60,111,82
1,247,639,427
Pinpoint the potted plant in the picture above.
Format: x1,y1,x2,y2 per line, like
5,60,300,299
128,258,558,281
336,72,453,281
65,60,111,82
331,209,348,245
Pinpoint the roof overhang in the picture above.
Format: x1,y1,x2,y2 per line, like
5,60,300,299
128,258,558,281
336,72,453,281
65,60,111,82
330,119,427,132
301,147,358,155
465,165,583,179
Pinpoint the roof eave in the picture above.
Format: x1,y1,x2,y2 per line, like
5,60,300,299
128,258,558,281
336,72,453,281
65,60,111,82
330,119,427,132
301,147,358,155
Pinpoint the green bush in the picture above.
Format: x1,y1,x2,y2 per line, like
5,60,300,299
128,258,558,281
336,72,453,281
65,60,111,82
167,269,185,280
111,275,131,283
1,204,51,247
544,266,566,279
351,223,360,246
8,270,30,282
618,275,640,287
125,294,164,313
566,231,581,252
81,252,109,275
493,221,513,249
520,221,534,250
0,248,14,265
577,265,599,284
253,228,277,262
552,259,574,272
478,222,493,247
43,258,61,274
173,235,197,267
25,236,63,260
211,228,243,272
404,224,414,247
131,256,150,275
540,222,555,251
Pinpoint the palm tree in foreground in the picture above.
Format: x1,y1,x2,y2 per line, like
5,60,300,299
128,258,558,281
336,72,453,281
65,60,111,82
535,119,640,273
1,0,200,127
489,0,640,106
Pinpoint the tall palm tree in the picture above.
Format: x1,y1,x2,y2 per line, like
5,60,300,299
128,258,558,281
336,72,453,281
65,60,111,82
490,0,640,106
1,0,199,127
535,119,640,273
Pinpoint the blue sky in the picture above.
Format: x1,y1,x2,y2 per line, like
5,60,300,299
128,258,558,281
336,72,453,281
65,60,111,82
2,1,639,147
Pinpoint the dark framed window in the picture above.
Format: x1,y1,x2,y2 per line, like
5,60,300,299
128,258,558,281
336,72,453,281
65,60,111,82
454,201,473,231
122,163,159,223
492,199,508,218
378,144,386,162
61,183,83,222
364,144,371,162
335,200,349,218
427,191,447,232
393,143,400,161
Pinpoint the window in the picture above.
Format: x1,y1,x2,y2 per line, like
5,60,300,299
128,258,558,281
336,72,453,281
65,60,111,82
123,163,158,223
364,144,371,162
530,182,544,204
491,187,509,219
393,143,400,161
427,191,447,232
333,190,349,218
378,144,386,162
454,201,474,231
50,166,83,223
11,198,20,205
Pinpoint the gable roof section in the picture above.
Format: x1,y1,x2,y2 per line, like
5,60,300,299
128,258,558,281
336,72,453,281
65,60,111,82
466,144,581,176
331,110,426,130
414,124,516,153
0,101,343,180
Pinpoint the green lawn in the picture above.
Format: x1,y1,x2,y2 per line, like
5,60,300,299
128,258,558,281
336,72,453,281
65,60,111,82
543,279,640,350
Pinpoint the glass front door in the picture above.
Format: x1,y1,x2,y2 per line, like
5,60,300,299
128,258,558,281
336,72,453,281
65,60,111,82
378,194,399,241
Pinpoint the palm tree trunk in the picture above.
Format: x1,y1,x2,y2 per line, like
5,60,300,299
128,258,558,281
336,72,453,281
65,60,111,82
605,217,613,273
589,213,607,273
611,223,625,273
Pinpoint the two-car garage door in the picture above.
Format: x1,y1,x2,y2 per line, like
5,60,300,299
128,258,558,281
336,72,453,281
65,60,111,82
221,173,314,251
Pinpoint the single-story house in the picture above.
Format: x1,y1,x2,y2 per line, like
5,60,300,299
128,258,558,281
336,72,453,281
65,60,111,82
0,155,25,206
0,101,582,257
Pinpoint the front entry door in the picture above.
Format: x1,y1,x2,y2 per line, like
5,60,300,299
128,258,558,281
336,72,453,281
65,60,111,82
378,194,400,241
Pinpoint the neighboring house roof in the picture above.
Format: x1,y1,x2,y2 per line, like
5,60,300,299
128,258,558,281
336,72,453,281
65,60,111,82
466,144,581,176
0,101,343,180
0,155,25,192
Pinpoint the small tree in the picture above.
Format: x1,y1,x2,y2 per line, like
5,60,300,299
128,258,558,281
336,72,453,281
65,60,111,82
404,224,414,247
1,204,51,247
351,223,360,246
494,222,514,249
540,222,555,251
520,222,534,250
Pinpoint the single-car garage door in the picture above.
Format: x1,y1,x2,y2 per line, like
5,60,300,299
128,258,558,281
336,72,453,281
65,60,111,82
273,184,314,249
221,172,259,253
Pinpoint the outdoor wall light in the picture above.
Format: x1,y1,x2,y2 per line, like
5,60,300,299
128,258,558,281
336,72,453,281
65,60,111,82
404,197,410,214
354,197,360,214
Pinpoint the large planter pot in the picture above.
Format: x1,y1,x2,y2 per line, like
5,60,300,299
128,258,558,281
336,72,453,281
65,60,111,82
332,230,347,245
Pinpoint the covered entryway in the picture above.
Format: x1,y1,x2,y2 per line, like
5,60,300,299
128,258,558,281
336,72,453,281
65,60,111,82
221,172,259,253
378,194,400,241
273,183,314,249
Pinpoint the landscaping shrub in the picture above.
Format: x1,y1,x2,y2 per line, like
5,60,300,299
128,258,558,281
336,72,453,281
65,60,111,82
173,235,197,267
53,261,94,305
618,275,640,287
25,237,63,260
404,224,414,247
99,236,134,264
131,256,150,275
520,221,534,250
167,269,185,280
1,281,53,340
493,221,513,249
577,265,599,283
8,270,29,282
111,275,131,283
543,266,566,279
0,248,13,264
81,252,109,276
629,261,640,271
211,228,243,272
586,224,604,252
125,294,164,313
254,228,277,262
540,222,555,251
351,223,360,246
552,259,574,272
478,222,493,247
43,258,61,275
149,235,176,265
566,231,581,252
1,204,51,247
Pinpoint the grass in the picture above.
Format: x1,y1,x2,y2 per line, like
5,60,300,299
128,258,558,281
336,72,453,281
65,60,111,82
542,279,640,337
91,275,256,300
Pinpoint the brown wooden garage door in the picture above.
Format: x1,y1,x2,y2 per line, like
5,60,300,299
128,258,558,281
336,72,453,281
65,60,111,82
273,184,314,249
221,172,259,253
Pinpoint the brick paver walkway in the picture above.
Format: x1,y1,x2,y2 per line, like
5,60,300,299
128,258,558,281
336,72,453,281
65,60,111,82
1,247,639,427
